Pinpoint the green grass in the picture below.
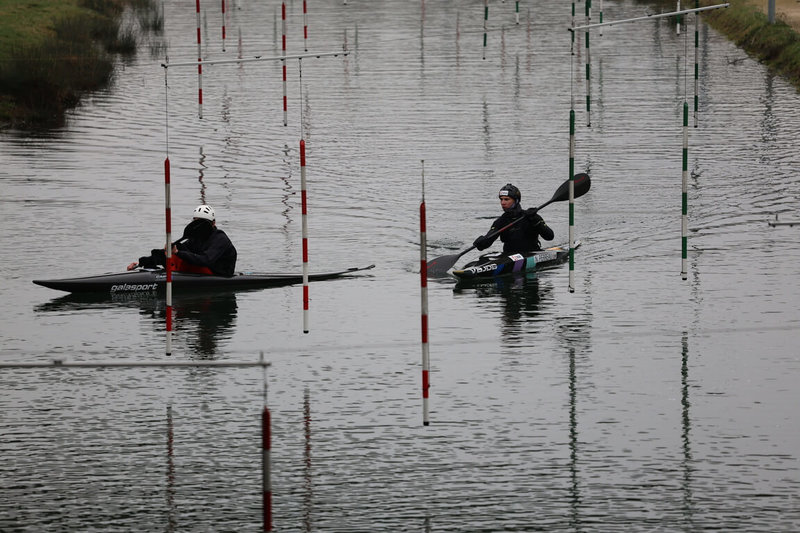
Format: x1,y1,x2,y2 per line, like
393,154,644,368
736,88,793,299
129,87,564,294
0,0,161,129
638,0,800,91
700,0,800,86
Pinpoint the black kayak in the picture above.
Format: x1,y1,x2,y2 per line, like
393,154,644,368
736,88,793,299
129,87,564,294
33,265,375,294
452,243,578,280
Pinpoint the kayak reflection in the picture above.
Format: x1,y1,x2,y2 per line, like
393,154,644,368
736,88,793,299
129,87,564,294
453,273,551,328
35,291,238,356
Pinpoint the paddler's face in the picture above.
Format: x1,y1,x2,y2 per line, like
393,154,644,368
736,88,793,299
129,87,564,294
499,195,515,210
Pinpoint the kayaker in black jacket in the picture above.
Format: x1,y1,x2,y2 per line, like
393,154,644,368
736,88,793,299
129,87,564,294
472,183,554,254
127,205,237,276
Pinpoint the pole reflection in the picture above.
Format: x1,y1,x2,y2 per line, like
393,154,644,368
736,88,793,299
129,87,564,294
303,387,312,532
681,332,695,529
165,404,177,533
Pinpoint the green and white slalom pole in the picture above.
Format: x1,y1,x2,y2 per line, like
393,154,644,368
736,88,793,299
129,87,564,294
599,0,604,37
571,1,575,47
515,0,520,25
681,101,689,280
569,108,577,292
694,0,700,127
569,23,577,293
585,0,591,127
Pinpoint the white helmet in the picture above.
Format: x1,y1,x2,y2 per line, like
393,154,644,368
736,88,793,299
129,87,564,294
193,205,215,221
192,205,216,222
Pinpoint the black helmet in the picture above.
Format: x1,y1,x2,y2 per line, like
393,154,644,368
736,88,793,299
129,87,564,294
498,183,521,201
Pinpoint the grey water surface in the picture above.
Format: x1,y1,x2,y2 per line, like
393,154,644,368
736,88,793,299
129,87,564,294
2,0,799,531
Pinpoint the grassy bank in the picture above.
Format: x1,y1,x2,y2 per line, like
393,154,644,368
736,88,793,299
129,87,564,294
641,0,800,91
0,0,161,129
700,0,800,89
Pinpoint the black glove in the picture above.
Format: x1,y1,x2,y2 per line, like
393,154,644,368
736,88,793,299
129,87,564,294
526,209,544,227
473,235,490,251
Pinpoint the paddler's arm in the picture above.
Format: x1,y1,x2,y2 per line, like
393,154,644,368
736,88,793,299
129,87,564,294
526,211,554,241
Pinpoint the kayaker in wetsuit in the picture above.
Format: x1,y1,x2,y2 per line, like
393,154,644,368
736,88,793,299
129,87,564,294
472,183,554,254
126,205,237,276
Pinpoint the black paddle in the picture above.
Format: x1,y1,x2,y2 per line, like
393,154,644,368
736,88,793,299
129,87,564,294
426,173,591,276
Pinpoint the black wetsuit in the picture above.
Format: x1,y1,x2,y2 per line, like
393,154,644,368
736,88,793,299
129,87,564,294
482,203,554,254
174,228,237,276
137,221,237,276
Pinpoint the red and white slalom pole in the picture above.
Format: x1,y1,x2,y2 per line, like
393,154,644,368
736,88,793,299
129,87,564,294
221,0,227,52
303,0,309,51
420,160,430,426
300,138,310,333
164,157,173,355
281,2,288,126
195,0,203,118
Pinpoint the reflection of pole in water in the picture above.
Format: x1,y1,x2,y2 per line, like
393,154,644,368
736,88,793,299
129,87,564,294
500,25,506,71
568,347,582,530
262,353,272,531
262,404,272,530
198,146,207,205
280,143,294,238
526,8,531,72
455,11,460,67
420,161,431,426
303,388,312,531
681,333,695,526
165,404,177,532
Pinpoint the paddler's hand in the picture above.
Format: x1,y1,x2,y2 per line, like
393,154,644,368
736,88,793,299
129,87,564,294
171,244,179,255
525,207,538,217
473,235,490,251
127,262,138,271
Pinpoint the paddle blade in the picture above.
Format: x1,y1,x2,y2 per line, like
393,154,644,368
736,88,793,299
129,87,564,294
547,172,591,206
426,253,462,277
